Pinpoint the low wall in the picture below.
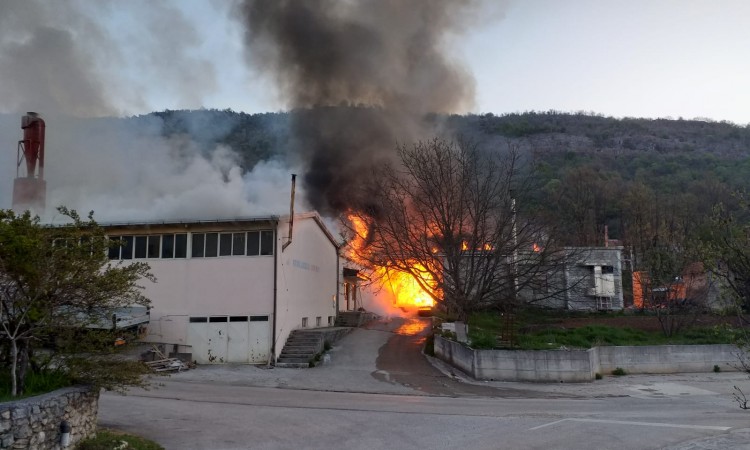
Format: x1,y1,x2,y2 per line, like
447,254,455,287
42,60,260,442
434,336,743,382
596,344,739,374
475,347,596,382
0,386,99,449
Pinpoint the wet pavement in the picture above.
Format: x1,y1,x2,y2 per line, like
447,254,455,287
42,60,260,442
100,316,750,449
165,316,750,402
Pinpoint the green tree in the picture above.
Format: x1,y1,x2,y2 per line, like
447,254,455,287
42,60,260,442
703,195,750,311
0,207,154,397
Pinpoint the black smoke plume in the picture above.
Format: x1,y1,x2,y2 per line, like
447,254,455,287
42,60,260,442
237,0,483,215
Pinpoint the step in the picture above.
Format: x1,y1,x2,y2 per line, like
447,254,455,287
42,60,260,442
286,336,321,341
281,348,318,355
276,357,311,364
279,350,318,358
275,362,310,369
285,339,322,345
281,344,319,351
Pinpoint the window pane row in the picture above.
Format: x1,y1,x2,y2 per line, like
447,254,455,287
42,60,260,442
191,230,274,257
109,234,187,260
108,230,274,259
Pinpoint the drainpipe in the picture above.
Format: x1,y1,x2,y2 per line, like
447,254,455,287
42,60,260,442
335,246,340,320
282,174,296,252
271,218,279,365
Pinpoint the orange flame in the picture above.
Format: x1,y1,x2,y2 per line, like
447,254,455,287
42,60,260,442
347,213,436,308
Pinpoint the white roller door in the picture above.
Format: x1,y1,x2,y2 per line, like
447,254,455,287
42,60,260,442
189,315,270,364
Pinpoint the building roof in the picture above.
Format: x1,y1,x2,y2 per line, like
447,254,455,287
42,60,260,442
98,211,342,249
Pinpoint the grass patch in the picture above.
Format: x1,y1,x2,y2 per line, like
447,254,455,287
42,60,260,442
466,310,743,350
518,325,651,350
0,369,72,401
468,330,497,349
76,429,163,450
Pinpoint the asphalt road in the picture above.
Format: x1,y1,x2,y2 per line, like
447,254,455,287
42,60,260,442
98,317,750,449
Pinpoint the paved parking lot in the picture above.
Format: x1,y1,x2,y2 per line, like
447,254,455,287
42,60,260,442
98,317,750,449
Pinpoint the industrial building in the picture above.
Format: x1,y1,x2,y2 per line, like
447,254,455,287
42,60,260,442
102,212,340,364
525,246,625,311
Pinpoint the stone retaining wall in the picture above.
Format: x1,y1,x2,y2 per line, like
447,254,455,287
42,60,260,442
0,386,99,449
434,336,743,382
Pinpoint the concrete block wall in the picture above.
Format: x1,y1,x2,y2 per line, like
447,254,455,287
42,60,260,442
474,348,596,382
596,344,740,374
434,336,745,382
433,335,475,375
0,386,98,449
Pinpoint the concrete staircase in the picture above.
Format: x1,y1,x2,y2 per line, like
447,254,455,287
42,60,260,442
276,330,324,368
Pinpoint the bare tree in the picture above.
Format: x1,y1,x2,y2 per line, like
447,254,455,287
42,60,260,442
343,139,568,320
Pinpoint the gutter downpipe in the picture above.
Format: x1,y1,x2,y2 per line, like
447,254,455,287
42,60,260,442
282,174,296,252
335,246,340,321
271,218,279,365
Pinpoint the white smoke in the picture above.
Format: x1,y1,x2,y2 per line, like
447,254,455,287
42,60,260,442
0,0,305,222
0,112,305,223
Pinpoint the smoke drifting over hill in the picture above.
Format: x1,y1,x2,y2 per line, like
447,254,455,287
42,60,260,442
0,0,219,116
0,1,496,222
237,0,488,215
0,1,290,222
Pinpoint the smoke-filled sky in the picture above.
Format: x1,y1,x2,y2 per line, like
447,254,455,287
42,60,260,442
2,0,748,122
1,0,749,221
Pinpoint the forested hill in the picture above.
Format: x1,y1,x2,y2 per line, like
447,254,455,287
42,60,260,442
144,108,750,248
147,108,750,172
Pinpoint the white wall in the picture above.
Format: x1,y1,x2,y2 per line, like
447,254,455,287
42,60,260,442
142,256,275,345
274,215,339,359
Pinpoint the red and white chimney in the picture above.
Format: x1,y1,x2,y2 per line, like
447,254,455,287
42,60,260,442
12,112,47,213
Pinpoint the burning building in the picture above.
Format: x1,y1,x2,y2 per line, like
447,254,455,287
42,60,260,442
101,212,340,364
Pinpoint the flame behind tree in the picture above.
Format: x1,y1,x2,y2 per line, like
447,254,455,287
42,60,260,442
347,214,437,308
344,139,568,320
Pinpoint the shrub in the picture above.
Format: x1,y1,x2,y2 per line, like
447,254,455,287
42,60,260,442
0,369,72,401
595,373,603,380
714,365,721,373
469,330,497,349
612,367,627,376
76,429,164,450
441,330,457,340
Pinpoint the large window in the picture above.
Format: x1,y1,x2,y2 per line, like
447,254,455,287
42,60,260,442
191,230,274,257
108,233,187,260
205,233,218,257
192,233,204,258
109,230,274,259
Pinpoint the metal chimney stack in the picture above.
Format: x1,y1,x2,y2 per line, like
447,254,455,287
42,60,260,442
12,112,47,213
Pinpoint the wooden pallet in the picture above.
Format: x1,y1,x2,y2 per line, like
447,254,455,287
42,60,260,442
145,358,188,372
144,345,190,372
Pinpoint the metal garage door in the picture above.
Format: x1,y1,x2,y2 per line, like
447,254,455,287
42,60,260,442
189,315,270,364
248,316,271,363
188,316,228,364
227,316,250,362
